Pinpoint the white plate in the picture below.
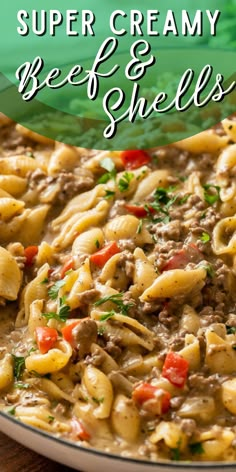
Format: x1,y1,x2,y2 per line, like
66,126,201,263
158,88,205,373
1,412,236,472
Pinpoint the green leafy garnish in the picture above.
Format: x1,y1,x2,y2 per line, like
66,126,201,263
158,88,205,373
147,186,178,223
200,232,210,243
12,355,25,380
203,184,221,205
226,325,236,335
178,194,190,205
92,397,104,404
48,279,66,300
95,239,100,249
48,415,55,423
94,293,134,316
14,382,30,389
171,439,182,461
98,158,117,183
136,219,143,234
8,406,16,416
104,190,115,199
40,277,49,284
118,172,134,192
97,325,106,335
42,297,70,323
25,151,35,158
189,442,205,455
201,264,215,278
100,310,116,321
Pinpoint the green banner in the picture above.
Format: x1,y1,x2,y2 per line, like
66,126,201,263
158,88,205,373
0,0,235,149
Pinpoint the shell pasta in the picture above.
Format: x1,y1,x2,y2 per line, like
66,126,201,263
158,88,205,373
0,116,236,463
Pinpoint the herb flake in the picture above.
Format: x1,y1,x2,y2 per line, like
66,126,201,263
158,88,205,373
203,184,221,205
189,442,204,455
200,232,210,244
48,279,66,300
94,293,134,316
12,355,25,380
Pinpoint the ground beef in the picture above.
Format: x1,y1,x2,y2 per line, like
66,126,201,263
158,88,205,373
118,239,136,252
155,220,182,241
73,319,98,358
179,418,197,437
109,200,126,219
77,289,100,305
29,168,94,203
188,373,222,395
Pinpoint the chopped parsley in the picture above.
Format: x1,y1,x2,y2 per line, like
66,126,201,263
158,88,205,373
94,293,134,316
95,239,100,249
200,232,210,244
25,151,35,158
201,263,215,278
203,184,221,205
40,277,49,284
136,219,143,234
14,382,30,390
42,297,70,323
104,190,115,199
226,325,236,335
118,171,134,192
48,279,66,300
92,397,104,404
171,439,182,461
12,355,25,380
178,194,190,205
146,186,179,223
189,442,205,455
98,158,116,183
97,325,106,335
100,310,116,321
48,415,55,423
8,406,16,416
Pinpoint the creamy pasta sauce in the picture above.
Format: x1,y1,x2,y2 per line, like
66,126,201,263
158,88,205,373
0,116,236,462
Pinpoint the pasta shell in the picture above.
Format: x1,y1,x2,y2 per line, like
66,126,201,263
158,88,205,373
132,170,169,201
111,394,140,442
72,228,104,256
0,197,25,221
0,155,44,176
83,365,113,419
140,268,207,301
48,145,80,176
0,246,22,300
104,215,152,246
0,175,27,197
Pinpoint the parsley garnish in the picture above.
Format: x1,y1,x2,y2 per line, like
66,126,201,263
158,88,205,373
8,406,16,416
98,158,116,183
48,415,55,423
171,439,182,461
104,190,115,199
25,151,35,158
40,277,49,284
95,239,100,249
94,293,134,316
201,264,215,278
147,186,178,223
42,297,70,323
97,325,106,335
200,232,210,243
48,279,66,300
226,325,236,335
189,442,204,455
118,172,134,192
203,184,221,205
178,194,190,205
14,382,30,390
12,355,25,380
100,310,116,321
136,219,143,234
92,397,104,404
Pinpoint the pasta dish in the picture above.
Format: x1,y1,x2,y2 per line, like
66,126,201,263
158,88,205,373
0,114,236,462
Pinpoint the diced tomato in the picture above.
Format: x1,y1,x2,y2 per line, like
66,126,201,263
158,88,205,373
120,150,151,170
124,204,155,218
35,327,58,354
162,244,203,271
60,256,74,278
61,319,81,344
132,382,171,414
71,417,91,441
162,352,189,388
24,245,38,266
90,241,120,267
